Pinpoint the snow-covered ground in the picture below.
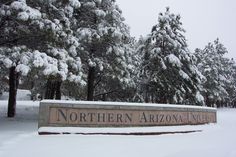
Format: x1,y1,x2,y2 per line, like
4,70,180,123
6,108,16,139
0,100,236,157
0,90,31,101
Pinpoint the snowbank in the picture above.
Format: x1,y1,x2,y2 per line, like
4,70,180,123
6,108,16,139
1,101,236,157
0,89,31,100
41,100,217,111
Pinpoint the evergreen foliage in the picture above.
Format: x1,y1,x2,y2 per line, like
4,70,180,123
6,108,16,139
195,39,236,107
0,1,236,118
76,0,136,100
138,8,204,105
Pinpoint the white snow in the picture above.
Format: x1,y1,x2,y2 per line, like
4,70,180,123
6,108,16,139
165,54,182,68
0,100,236,157
68,46,77,57
160,58,167,70
196,91,205,103
38,125,206,135
2,58,12,68
10,1,28,11
69,0,81,9
0,89,233,156
179,70,190,80
67,73,83,84
17,12,29,21
94,9,106,17
41,100,217,111
16,64,30,76
0,89,31,101
10,1,42,21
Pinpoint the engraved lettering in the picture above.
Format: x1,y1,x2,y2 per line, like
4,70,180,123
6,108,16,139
125,113,132,123
88,113,96,122
191,113,201,122
46,106,216,127
160,114,164,122
166,115,171,122
117,114,123,123
57,109,67,122
108,113,114,122
191,113,197,122
172,114,178,122
155,114,159,122
149,114,155,122
179,115,183,122
198,115,201,122
140,112,147,123
98,113,106,122
69,112,78,122
79,112,86,122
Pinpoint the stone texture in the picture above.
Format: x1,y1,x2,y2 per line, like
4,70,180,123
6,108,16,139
38,101,217,128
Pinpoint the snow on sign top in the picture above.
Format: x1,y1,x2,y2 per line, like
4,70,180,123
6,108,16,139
41,100,217,111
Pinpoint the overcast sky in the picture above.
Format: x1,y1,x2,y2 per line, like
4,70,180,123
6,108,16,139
116,0,236,59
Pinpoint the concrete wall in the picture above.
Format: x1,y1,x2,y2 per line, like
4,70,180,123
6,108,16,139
38,100,217,128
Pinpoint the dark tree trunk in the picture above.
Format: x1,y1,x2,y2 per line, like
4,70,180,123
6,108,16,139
55,81,62,100
50,83,56,99
7,67,19,117
45,79,51,99
102,94,106,101
205,93,210,107
151,93,154,103
87,67,95,101
144,85,149,103
45,79,54,99
45,79,62,100
159,90,167,104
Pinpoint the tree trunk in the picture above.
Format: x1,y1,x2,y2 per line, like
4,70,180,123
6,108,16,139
159,90,167,104
55,81,62,100
45,79,54,99
205,93,210,107
102,94,106,101
45,79,51,99
144,85,149,103
151,93,154,103
45,79,62,100
87,67,95,101
7,67,19,117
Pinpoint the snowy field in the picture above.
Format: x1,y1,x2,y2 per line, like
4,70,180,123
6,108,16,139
0,100,236,157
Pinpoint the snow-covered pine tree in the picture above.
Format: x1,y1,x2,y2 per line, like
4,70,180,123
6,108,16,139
222,58,236,107
94,37,138,102
135,36,151,102
0,0,84,117
139,7,204,105
0,0,43,117
0,56,8,94
228,62,236,108
76,0,136,101
32,0,85,100
195,38,234,107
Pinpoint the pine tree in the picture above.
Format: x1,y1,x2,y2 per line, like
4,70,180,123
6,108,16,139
223,58,236,107
195,38,231,107
139,8,204,105
76,0,135,101
31,0,85,100
0,0,84,117
229,63,236,108
0,57,8,94
0,0,43,117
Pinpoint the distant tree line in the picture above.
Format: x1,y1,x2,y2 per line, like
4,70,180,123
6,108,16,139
0,1,235,117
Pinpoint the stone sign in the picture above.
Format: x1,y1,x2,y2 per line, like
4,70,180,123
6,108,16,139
38,101,217,128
